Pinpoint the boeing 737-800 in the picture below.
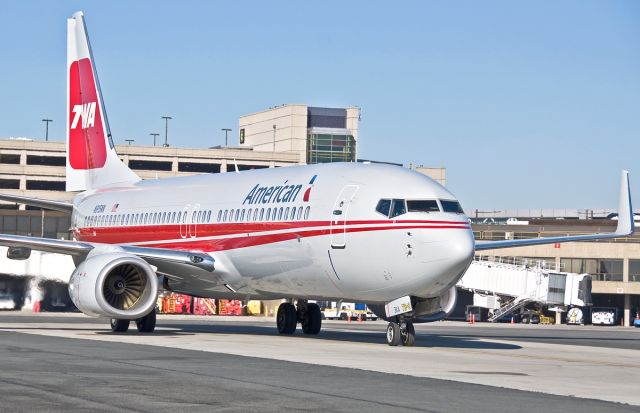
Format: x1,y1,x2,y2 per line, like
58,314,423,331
0,12,633,346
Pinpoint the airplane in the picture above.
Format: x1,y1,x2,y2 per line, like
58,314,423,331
0,11,633,346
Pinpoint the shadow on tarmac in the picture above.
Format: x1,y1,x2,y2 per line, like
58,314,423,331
157,322,523,350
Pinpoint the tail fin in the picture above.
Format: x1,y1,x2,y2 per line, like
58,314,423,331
66,11,139,192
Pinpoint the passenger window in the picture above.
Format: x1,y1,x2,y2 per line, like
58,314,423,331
290,207,295,220
266,208,271,221
304,206,310,220
375,199,391,217
390,199,406,218
254,209,259,221
240,209,245,221
407,200,440,213
223,210,227,222
278,207,283,220
217,210,222,222
297,207,302,220
441,200,464,214
235,209,240,221
259,208,264,221
207,210,211,222
230,209,234,221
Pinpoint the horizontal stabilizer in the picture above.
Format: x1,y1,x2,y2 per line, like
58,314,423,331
0,194,73,213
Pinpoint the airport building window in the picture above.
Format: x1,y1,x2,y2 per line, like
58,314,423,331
375,199,391,217
26,180,65,191
0,154,20,164
441,200,464,214
560,258,623,281
178,162,220,173
307,133,356,164
407,200,440,213
128,159,172,171
0,179,20,189
630,260,640,282
236,164,268,171
26,155,66,166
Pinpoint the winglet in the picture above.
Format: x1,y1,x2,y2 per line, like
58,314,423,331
615,170,634,236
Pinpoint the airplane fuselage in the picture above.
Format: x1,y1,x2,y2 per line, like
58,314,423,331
71,162,475,303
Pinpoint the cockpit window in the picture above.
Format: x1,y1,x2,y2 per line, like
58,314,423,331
390,199,406,218
407,200,440,213
441,200,464,214
375,199,391,217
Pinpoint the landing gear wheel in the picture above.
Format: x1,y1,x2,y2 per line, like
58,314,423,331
136,308,156,333
400,321,416,347
386,322,401,346
277,303,297,334
302,303,322,335
110,318,130,333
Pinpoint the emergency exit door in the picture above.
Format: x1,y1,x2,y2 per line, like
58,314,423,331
330,185,359,248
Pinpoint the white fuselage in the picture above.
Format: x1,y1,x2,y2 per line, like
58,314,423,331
70,163,474,303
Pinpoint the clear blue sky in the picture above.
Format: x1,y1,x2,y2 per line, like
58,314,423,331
0,1,638,210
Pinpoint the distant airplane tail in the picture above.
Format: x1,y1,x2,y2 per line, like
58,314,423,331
66,11,139,192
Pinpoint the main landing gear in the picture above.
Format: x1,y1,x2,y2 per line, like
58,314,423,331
386,320,415,346
276,301,322,335
110,308,157,333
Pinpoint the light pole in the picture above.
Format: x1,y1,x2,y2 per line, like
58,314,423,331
125,139,134,145
150,133,160,146
272,124,276,152
161,116,172,147
221,128,231,146
42,119,52,141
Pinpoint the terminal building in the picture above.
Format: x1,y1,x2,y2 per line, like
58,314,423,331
239,105,360,164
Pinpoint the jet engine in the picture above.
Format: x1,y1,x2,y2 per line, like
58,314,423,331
68,251,158,319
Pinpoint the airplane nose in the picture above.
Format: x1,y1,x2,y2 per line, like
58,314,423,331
449,228,475,274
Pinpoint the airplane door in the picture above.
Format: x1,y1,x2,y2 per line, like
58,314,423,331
330,185,359,249
179,204,190,239
189,203,200,238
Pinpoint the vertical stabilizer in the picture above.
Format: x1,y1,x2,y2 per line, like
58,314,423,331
66,11,139,191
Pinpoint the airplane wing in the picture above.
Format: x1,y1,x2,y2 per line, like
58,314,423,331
0,194,73,213
0,234,215,275
475,170,633,251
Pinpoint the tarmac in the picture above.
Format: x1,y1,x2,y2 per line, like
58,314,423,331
0,312,639,412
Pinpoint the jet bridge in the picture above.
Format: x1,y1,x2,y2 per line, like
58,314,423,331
457,257,592,322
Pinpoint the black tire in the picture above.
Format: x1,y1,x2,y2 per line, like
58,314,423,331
340,313,347,321
277,303,297,334
136,308,156,333
522,316,529,324
302,303,322,335
400,321,416,346
386,322,401,346
110,318,130,333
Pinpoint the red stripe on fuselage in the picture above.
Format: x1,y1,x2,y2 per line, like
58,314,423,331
75,220,471,252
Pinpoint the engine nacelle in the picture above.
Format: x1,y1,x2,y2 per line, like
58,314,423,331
68,251,158,319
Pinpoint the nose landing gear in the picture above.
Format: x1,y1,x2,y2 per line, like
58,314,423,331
386,320,415,346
